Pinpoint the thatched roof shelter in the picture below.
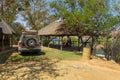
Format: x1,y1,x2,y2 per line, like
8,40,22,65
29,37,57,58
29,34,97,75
38,20,78,50
0,19,15,35
0,19,16,51
38,20,76,36
38,20,93,51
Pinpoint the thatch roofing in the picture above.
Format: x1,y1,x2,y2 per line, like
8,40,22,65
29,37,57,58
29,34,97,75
38,20,76,36
111,30,120,37
0,19,15,34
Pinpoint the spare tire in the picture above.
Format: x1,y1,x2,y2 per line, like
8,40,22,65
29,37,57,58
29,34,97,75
26,38,36,47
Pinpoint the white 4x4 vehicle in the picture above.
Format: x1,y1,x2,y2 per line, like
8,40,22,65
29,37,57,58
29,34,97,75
18,30,41,54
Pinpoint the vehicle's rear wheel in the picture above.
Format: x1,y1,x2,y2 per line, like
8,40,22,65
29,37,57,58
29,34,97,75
26,38,36,47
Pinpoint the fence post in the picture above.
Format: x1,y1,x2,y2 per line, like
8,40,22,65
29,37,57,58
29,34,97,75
82,47,91,60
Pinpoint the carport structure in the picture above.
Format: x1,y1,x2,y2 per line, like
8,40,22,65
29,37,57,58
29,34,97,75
38,20,78,50
0,19,16,51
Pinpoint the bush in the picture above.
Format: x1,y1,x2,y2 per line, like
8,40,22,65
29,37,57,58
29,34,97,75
103,34,120,63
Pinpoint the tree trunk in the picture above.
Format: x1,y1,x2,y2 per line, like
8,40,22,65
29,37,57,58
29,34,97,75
91,35,94,54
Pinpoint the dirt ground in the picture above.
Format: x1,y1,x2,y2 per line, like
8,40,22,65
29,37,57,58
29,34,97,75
0,56,120,80
0,46,120,80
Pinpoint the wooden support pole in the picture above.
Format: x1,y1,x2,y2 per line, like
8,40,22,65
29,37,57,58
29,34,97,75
10,35,12,48
2,35,4,50
91,36,94,54
60,36,63,51
58,36,60,45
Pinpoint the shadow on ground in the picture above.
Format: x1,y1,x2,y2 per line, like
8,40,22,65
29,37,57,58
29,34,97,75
0,48,17,64
0,52,12,64
0,56,63,80
20,51,46,56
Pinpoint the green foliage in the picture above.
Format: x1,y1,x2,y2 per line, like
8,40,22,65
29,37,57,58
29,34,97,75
112,0,120,15
12,22,25,44
0,0,19,24
19,0,49,30
0,0,25,45
50,0,119,37
9,53,36,62
102,34,120,63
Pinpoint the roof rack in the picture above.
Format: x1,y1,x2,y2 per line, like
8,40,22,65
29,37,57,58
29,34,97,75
22,30,38,35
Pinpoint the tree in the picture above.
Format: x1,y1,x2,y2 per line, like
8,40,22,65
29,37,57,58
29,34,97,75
12,22,25,44
111,0,120,16
101,0,120,62
0,0,24,45
19,0,49,30
0,0,19,25
50,0,119,51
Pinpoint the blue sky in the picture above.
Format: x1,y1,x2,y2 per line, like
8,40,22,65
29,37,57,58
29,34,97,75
14,14,28,29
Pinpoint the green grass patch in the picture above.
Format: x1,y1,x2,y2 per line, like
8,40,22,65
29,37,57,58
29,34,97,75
9,48,82,62
9,53,36,62
42,49,82,60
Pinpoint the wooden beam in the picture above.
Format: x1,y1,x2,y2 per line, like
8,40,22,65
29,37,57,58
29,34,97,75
10,35,12,48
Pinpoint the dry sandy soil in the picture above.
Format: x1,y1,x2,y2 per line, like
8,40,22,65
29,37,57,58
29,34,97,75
0,46,120,80
0,57,120,80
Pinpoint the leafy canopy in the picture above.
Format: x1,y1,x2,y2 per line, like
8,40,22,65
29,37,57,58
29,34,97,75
18,0,49,30
0,0,19,25
50,0,119,36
